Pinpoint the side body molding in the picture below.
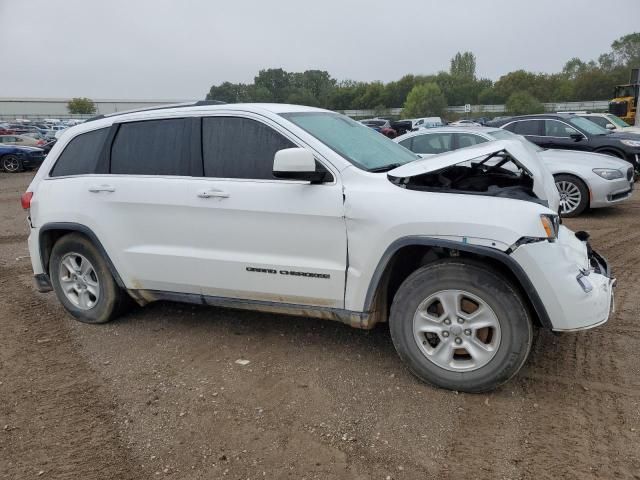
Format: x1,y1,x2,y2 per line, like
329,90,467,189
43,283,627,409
362,236,553,329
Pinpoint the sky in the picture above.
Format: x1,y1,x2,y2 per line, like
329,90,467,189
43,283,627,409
1,0,639,100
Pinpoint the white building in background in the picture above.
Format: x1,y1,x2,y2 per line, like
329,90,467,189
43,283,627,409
0,97,194,120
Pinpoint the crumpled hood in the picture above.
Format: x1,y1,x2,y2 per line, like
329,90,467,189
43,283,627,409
388,139,560,212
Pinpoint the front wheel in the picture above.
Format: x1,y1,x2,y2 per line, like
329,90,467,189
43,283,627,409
389,261,533,393
555,174,588,217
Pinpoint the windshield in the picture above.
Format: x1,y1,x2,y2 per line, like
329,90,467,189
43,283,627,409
281,112,418,171
605,114,630,128
567,116,609,135
488,128,545,152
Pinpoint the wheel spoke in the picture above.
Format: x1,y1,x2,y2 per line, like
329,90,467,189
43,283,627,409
61,256,78,275
462,305,498,329
463,337,494,365
80,258,92,276
78,291,90,309
414,311,444,333
436,290,460,319
430,342,454,367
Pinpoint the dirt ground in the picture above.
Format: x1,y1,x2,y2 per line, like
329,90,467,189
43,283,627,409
1,170,639,480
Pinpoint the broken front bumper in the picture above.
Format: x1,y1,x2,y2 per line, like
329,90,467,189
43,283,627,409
510,228,615,332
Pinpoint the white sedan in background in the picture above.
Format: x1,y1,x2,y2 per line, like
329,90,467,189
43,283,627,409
395,126,635,217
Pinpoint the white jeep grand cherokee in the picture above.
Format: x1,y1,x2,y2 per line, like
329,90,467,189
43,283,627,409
23,103,615,392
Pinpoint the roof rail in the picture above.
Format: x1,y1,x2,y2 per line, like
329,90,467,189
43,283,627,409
85,99,226,123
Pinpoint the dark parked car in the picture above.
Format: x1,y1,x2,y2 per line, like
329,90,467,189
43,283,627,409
0,145,45,172
360,118,397,138
490,114,640,170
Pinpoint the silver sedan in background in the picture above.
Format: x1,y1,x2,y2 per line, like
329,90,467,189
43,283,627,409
394,126,634,217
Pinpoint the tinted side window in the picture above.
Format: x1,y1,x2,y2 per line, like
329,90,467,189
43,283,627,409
510,120,542,136
110,119,189,175
454,133,488,149
411,133,453,154
398,138,413,150
585,116,608,128
50,128,109,177
202,117,296,179
544,120,578,138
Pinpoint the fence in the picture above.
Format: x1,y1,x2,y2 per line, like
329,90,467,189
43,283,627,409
340,100,610,118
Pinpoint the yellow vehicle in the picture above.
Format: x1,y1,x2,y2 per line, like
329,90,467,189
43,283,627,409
609,68,639,125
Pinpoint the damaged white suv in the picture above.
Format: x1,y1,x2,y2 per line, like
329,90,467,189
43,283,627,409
23,103,615,392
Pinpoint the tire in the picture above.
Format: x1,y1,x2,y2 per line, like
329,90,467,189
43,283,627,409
2,155,22,173
554,174,588,217
389,260,533,393
49,233,129,324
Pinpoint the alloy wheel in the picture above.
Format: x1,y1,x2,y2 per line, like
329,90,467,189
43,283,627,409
58,253,100,310
556,180,582,215
2,156,20,173
413,289,501,372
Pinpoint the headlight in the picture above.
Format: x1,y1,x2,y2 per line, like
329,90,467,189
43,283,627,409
540,214,559,240
620,139,640,147
593,168,624,180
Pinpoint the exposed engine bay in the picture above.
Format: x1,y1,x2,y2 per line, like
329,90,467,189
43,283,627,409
389,152,547,205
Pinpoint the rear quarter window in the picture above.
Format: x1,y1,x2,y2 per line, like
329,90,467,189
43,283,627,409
50,128,109,177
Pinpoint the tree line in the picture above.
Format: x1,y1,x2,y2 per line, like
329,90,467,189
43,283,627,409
206,33,640,117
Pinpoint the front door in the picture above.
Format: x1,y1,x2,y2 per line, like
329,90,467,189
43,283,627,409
189,115,347,308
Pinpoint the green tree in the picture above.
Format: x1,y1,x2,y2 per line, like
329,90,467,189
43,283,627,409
206,82,249,103
505,92,544,115
67,97,96,114
450,51,476,80
254,68,291,102
402,83,447,118
610,32,640,67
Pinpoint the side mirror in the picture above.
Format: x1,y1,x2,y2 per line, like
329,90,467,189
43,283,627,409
606,123,615,130
569,132,584,142
273,148,328,183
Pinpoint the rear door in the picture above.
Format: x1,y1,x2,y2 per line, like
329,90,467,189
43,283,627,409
189,114,347,308
75,117,205,294
503,120,546,147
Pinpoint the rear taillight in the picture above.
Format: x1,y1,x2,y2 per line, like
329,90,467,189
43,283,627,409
21,191,33,210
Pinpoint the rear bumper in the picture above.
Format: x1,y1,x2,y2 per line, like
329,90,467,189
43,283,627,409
511,228,615,331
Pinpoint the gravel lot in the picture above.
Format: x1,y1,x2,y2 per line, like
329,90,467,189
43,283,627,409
1,170,639,480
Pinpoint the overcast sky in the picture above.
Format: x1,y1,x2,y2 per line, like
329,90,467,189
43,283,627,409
1,0,638,100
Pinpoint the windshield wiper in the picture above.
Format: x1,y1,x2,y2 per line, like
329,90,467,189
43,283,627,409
368,163,404,173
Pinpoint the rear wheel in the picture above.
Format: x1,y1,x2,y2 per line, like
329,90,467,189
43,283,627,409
2,155,22,173
50,233,129,324
389,261,533,393
555,174,588,217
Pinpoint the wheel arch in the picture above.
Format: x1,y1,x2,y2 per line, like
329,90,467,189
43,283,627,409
363,237,552,329
593,147,626,160
39,222,125,288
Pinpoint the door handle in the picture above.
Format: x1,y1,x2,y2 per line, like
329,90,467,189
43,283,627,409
197,189,229,199
88,184,116,193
